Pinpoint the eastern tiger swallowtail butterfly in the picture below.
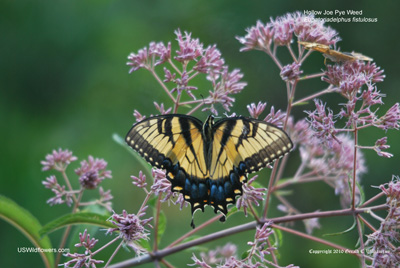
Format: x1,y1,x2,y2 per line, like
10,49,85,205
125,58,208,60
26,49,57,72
298,41,373,63
126,114,293,227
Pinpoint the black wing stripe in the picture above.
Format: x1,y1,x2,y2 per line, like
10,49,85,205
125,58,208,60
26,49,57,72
215,121,236,170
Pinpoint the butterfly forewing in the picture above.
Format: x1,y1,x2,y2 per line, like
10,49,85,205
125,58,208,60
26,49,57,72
211,117,293,176
126,115,207,175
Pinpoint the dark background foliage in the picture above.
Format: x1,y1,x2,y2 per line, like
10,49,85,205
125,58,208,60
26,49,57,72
1,1,399,267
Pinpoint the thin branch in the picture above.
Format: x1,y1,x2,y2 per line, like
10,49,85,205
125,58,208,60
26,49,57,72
360,192,385,208
298,72,324,81
167,214,221,248
186,102,204,116
104,240,124,268
108,205,387,268
356,216,366,268
292,86,337,106
286,44,298,63
150,69,176,103
179,99,203,105
153,195,162,251
352,125,358,210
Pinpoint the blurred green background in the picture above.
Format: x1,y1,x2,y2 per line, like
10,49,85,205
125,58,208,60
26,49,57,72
1,0,399,267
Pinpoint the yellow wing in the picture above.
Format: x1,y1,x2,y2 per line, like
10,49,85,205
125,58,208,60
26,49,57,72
125,114,210,216
211,117,293,177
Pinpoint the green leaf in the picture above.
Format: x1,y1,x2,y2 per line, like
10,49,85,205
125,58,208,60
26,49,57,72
273,189,294,196
273,227,283,247
0,195,54,268
136,238,152,251
184,245,209,253
292,101,309,106
40,212,114,237
250,180,265,189
226,206,238,218
147,196,158,209
356,180,365,206
156,211,167,245
323,219,357,237
241,250,250,260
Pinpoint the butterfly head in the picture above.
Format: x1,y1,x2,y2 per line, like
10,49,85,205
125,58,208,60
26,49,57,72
203,115,215,140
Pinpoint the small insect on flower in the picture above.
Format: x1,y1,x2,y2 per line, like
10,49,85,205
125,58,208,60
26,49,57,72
298,41,373,63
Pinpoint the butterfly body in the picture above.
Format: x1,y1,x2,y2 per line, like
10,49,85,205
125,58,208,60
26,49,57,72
126,114,293,224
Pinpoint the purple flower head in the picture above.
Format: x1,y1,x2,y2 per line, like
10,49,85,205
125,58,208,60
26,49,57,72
236,175,266,216
292,12,340,45
127,41,171,73
380,175,400,201
363,62,386,83
107,209,153,254
75,156,112,190
174,29,203,62
374,137,393,158
204,90,235,115
173,191,189,210
190,243,238,268
75,229,98,253
154,102,172,115
170,71,198,98
218,257,249,268
163,67,176,83
263,106,286,128
238,12,339,52
133,109,146,122
41,148,77,171
280,62,303,82
131,170,147,188
42,175,59,189
367,176,400,267
286,117,313,146
219,68,247,94
237,20,274,52
127,47,151,73
42,175,73,206
271,13,294,46
151,168,174,202
306,99,338,146
247,102,266,119
323,61,385,98
376,103,400,131
248,222,275,262
190,254,212,268
360,83,384,107
202,67,247,115
298,132,366,208
149,41,171,66
330,135,366,207
194,44,225,79
63,229,103,268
